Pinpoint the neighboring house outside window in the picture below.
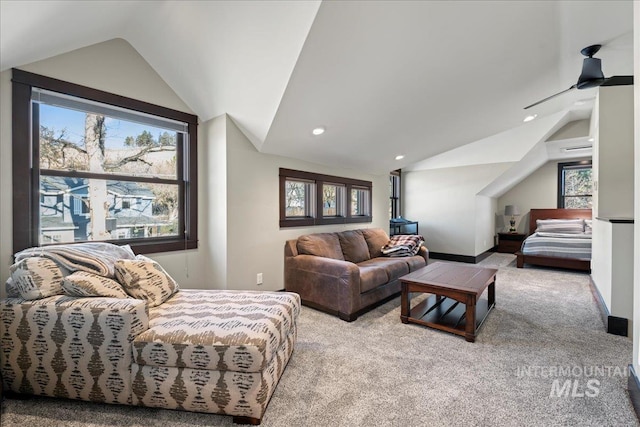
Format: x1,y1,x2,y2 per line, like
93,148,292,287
557,160,592,209
12,69,198,254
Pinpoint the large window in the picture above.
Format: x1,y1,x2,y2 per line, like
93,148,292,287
279,168,372,227
557,160,592,209
12,69,198,254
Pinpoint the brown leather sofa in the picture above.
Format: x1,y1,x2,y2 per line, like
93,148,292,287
284,228,428,321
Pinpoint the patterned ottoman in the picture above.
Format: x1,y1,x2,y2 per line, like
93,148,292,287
0,289,300,425
130,290,300,424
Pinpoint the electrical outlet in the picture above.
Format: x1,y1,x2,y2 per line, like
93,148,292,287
256,273,263,285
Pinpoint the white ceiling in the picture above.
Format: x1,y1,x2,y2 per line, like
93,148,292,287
0,0,634,175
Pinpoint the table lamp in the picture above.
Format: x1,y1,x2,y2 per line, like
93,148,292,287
504,205,520,232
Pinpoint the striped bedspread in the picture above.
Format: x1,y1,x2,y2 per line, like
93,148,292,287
521,232,592,260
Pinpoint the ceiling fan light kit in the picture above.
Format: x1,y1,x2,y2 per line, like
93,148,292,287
524,44,632,110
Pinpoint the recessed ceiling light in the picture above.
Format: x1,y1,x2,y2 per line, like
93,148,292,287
523,114,537,123
395,155,405,160
564,145,592,152
312,126,325,136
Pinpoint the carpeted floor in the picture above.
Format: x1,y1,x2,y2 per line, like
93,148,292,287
1,254,637,426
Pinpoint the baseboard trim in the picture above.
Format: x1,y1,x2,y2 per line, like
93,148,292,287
588,276,629,336
588,276,610,329
628,365,640,420
430,249,494,264
608,316,629,337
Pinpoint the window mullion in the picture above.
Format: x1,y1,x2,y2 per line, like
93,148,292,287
40,169,180,186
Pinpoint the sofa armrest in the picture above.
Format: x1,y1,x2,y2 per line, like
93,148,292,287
0,295,148,403
418,246,429,264
284,255,360,317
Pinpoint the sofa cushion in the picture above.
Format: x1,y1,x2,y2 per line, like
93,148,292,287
132,290,301,373
297,233,345,260
337,230,371,263
9,257,64,300
62,271,130,298
359,265,389,293
404,255,427,271
115,256,179,307
359,258,409,281
361,228,390,258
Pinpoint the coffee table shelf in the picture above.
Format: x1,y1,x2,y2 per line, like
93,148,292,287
408,294,492,336
400,262,497,342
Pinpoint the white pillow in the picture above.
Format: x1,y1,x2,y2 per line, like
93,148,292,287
62,271,129,298
10,257,64,300
536,219,585,234
114,256,179,307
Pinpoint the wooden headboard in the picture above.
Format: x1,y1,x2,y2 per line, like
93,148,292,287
528,208,592,236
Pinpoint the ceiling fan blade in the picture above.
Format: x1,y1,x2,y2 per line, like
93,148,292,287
524,85,577,110
601,75,634,86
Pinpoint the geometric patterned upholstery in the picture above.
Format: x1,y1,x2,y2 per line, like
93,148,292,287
114,257,179,307
0,295,148,404
62,271,130,298
133,290,300,372
9,257,65,300
130,290,300,419
0,289,301,422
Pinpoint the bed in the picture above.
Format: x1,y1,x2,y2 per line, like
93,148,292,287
515,208,592,272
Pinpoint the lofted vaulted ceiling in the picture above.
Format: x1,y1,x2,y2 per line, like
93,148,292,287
0,1,634,175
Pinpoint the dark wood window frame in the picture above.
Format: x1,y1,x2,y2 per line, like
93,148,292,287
390,169,401,218
279,168,372,227
12,68,198,255
557,160,592,209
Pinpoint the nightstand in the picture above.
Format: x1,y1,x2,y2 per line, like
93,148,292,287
497,232,526,254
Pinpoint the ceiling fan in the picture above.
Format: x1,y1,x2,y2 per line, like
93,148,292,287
524,44,633,109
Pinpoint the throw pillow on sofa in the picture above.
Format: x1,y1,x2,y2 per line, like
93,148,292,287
62,271,130,298
9,257,64,300
114,255,179,307
337,230,371,263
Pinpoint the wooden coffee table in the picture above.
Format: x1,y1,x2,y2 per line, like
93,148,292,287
400,262,497,342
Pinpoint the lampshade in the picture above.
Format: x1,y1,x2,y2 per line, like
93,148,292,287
504,205,521,216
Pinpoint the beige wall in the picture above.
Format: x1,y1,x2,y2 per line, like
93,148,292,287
594,86,635,219
0,38,390,295
225,115,389,291
590,84,635,333
403,163,511,256
633,0,640,370
497,158,590,234
0,70,11,289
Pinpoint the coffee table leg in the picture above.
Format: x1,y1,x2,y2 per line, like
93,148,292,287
401,282,409,323
488,279,496,308
465,295,476,342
